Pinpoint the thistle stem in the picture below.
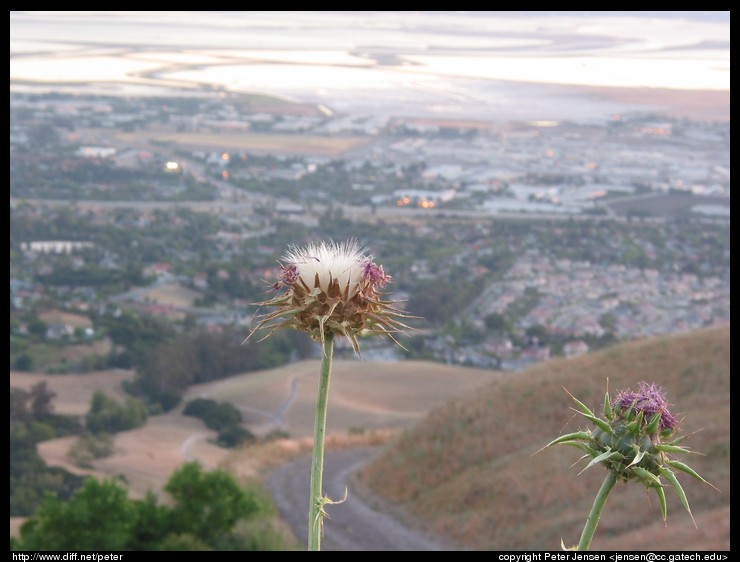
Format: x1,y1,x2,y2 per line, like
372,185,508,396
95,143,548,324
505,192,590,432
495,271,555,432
577,470,618,551
308,334,334,551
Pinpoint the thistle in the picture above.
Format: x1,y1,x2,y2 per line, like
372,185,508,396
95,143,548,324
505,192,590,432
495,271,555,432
251,239,410,354
542,381,717,551
249,239,410,551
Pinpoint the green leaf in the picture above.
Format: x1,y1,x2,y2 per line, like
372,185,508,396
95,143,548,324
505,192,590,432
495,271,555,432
563,387,596,418
578,450,623,475
653,482,667,523
541,431,593,449
627,446,647,467
626,411,645,435
603,391,613,419
665,428,703,446
578,412,614,435
632,466,662,486
661,428,678,440
644,412,662,434
659,467,696,528
665,460,720,491
569,453,591,469
654,444,693,455
559,441,599,456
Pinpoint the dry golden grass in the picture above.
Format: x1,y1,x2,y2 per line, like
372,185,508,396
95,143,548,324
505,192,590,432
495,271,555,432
10,369,134,416
10,518,26,539
190,359,502,437
58,338,113,364
222,429,398,484
36,412,229,500
113,131,370,156
38,310,92,328
361,326,731,551
89,413,229,499
33,359,494,502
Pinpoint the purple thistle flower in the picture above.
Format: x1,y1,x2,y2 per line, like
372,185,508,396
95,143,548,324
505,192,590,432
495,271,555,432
279,263,299,286
613,381,679,432
362,261,390,288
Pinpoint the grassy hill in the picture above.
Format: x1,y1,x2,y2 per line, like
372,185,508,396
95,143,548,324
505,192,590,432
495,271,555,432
187,359,503,438
360,326,730,551
31,359,501,502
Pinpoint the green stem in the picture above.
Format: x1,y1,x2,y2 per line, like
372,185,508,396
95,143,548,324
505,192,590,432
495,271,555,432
308,334,334,551
577,470,618,551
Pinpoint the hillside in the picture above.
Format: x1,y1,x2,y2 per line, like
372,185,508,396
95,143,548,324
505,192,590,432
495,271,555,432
188,359,503,438
360,325,730,551
10,370,134,417
32,359,501,501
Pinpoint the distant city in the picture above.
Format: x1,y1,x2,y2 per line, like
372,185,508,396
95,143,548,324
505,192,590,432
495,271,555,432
10,11,730,372
10,87,730,373
10,13,731,553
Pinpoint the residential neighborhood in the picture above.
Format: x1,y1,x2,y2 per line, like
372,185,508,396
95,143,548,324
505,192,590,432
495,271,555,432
10,90,730,374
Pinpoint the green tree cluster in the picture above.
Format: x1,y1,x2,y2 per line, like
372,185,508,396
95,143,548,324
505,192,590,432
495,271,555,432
132,328,311,411
13,463,283,551
183,398,241,430
86,391,147,434
183,398,256,448
67,432,115,468
10,383,84,516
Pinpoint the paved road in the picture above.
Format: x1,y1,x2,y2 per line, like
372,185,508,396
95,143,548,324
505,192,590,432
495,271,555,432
268,447,452,551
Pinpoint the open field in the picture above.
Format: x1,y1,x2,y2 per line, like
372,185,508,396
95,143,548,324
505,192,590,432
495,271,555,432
11,337,113,373
10,369,134,416
38,413,230,500
189,359,503,438
113,131,370,156
32,359,500,501
38,310,92,328
361,325,730,550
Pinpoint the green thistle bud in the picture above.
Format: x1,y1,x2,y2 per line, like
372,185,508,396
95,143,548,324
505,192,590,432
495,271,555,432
544,381,716,528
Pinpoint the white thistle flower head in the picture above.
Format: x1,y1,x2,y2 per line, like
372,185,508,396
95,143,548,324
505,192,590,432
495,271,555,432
279,240,379,298
251,239,408,353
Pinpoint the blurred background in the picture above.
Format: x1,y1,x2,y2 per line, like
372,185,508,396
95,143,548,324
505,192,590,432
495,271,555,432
10,11,729,551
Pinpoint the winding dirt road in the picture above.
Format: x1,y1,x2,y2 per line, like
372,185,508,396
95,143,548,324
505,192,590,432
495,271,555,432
268,447,453,551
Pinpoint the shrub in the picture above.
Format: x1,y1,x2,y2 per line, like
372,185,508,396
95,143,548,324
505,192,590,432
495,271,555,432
68,433,115,468
86,391,147,434
216,426,256,448
262,429,290,442
183,398,242,431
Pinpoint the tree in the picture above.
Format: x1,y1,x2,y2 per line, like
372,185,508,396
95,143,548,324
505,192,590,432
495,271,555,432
165,462,259,546
129,492,172,551
18,479,134,551
27,318,47,339
217,426,256,448
10,387,31,424
525,324,549,345
484,313,510,333
14,354,34,371
30,381,56,418
183,398,242,431
86,391,147,434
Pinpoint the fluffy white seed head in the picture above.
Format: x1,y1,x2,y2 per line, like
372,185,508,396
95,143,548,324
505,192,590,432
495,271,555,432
283,239,368,298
